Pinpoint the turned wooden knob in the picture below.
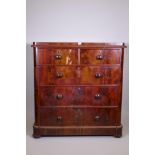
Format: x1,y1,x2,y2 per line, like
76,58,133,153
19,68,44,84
94,115,100,121
57,116,62,121
96,55,103,60
95,73,103,78
95,94,101,99
56,94,63,100
55,54,62,59
57,72,63,78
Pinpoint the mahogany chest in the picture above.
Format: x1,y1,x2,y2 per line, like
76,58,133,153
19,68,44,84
32,42,126,138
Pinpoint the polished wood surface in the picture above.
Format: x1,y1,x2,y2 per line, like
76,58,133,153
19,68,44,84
32,42,126,138
38,86,120,107
36,48,78,65
80,49,121,65
39,107,119,126
35,66,121,85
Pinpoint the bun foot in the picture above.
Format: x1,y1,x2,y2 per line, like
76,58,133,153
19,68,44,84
114,125,122,138
33,125,41,138
33,134,41,138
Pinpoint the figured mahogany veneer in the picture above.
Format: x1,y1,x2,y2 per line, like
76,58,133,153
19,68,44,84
39,86,120,107
32,42,126,138
80,49,121,65
36,66,121,85
39,108,119,126
36,48,78,65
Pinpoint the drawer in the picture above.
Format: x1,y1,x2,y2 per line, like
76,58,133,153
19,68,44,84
80,49,121,65
35,48,78,65
35,66,121,85
80,66,121,85
36,66,79,85
39,86,120,106
39,108,118,126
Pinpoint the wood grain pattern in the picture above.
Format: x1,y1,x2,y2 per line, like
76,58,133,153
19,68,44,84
36,48,78,65
80,49,121,65
80,66,121,85
39,107,119,126
32,42,126,49
32,42,126,138
38,86,120,107
33,125,122,137
35,66,121,85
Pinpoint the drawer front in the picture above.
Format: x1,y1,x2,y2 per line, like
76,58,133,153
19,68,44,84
36,66,121,85
35,48,78,65
80,66,121,84
39,86,120,106
35,48,121,65
39,108,118,126
80,49,121,65
36,66,79,85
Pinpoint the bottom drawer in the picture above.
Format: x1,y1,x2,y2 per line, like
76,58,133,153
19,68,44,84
39,107,119,126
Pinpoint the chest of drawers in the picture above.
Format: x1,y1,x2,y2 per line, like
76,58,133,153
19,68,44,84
32,42,126,138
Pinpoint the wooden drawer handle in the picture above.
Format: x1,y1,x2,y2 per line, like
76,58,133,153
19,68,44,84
94,115,100,121
96,55,103,60
57,72,63,78
95,94,102,99
56,94,63,99
95,73,103,78
57,116,62,121
55,54,62,59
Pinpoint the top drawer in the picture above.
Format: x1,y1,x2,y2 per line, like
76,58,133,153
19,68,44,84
80,49,122,65
34,48,122,65
35,48,78,65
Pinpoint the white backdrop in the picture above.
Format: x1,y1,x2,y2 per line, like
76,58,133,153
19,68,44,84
27,0,128,43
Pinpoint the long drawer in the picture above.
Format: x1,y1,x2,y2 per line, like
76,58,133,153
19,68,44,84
39,107,119,126
35,66,121,85
38,86,121,107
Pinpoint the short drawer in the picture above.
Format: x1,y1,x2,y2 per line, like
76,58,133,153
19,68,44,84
39,107,119,126
39,86,120,107
80,49,121,65
35,66,121,85
35,48,78,65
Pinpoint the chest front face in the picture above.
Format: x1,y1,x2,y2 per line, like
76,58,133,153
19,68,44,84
32,42,125,138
